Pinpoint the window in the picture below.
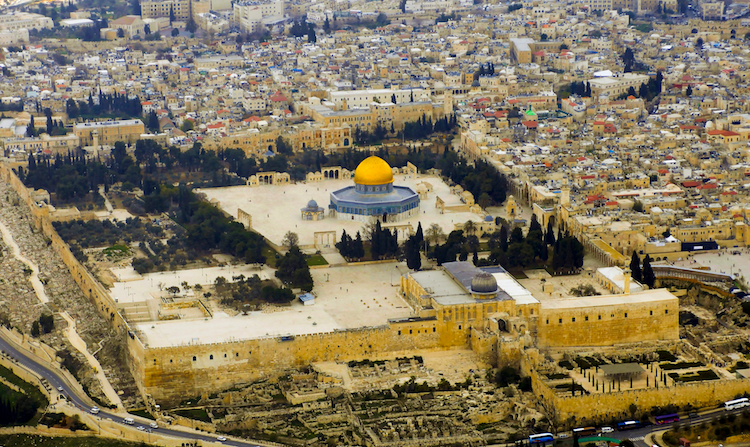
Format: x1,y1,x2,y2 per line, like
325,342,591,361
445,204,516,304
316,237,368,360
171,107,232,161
192,356,196,361
433,327,436,332
585,316,589,321
572,317,576,322
458,325,462,330
224,354,227,358
611,314,615,318
665,309,669,314
650,310,653,316
598,315,602,320
235,353,239,357
209,355,214,360
409,329,413,334
559,318,563,324
624,313,628,318
546,319,549,324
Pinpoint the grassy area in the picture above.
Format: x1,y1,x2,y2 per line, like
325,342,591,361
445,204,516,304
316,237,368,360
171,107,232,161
262,245,279,268
0,434,146,446
0,364,48,406
129,408,155,420
173,408,211,423
305,254,328,266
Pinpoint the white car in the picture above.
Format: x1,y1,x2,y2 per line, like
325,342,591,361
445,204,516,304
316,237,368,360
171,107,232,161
150,422,158,429
600,427,614,434
217,436,227,442
90,406,100,414
136,425,145,431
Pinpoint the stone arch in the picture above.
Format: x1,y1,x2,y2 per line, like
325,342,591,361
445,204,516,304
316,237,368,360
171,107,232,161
497,319,508,333
344,138,349,146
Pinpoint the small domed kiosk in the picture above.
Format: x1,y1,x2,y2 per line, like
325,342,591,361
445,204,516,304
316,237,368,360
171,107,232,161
301,199,325,221
329,156,420,222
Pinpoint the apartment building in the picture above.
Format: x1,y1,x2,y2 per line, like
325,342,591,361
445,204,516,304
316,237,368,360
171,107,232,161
233,0,284,33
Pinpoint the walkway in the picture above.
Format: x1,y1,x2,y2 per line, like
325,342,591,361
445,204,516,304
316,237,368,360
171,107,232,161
60,312,124,410
0,217,123,409
0,220,49,304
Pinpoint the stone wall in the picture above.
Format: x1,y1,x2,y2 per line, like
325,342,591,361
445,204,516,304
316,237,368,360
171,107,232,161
521,349,750,424
139,318,464,403
536,293,680,347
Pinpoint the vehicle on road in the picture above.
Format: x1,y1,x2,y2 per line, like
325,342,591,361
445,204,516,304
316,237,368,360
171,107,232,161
217,436,227,442
150,422,159,429
529,433,554,445
123,417,134,425
90,406,99,414
600,427,614,434
655,413,680,424
616,420,644,430
573,427,597,437
137,425,145,431
724,398,750,411
57,386,63,392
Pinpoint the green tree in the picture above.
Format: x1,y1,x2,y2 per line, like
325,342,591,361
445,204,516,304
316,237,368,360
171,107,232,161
276,245,313,291
26,115,35,137
405,235,421,271
630,251,642,283
171,27,179,37
642,254,656,288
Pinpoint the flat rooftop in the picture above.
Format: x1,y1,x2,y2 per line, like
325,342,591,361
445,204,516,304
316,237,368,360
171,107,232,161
540,288,677,310
198,174,484,247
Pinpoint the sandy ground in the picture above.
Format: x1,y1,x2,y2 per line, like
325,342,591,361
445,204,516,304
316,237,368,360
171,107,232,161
310,263,413,328
134,262,416,347
198,174,484,247
109,264,271,304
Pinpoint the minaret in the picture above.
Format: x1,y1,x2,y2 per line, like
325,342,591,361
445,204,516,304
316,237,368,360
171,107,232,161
444,90,453,116
561,178,571,207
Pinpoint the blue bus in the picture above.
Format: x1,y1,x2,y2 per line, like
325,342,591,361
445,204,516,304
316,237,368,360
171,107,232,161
617,420,644,431
529,433,555,445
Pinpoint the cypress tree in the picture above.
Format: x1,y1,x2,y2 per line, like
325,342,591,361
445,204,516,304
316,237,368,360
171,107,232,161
630,251,642,283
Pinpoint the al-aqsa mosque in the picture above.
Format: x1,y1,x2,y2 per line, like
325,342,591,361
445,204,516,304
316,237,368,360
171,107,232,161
329,156,420,222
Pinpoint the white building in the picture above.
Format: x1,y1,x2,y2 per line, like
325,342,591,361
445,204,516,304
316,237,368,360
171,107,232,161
328,88,427,110
0,12,54,31
232,0,283,33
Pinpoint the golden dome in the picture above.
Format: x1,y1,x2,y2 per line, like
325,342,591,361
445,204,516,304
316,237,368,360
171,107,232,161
354,156,394,186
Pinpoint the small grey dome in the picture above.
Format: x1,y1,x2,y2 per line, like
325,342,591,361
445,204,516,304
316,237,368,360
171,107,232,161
484,215,493,222
307,199,318,209
471,272,498,294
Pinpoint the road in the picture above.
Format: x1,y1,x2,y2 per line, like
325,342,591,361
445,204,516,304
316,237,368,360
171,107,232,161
571,406,748,447
0,335,265,447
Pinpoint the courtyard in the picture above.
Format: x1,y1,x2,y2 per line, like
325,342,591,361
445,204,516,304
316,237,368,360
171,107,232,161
198,173,485,248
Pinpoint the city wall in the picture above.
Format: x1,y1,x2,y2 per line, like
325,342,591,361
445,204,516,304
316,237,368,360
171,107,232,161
139,318,475,404
522,350,750,424
536,296,680,347
0,165,145,396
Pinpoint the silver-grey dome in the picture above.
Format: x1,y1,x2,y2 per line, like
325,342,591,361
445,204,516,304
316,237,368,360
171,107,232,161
471,272,498,294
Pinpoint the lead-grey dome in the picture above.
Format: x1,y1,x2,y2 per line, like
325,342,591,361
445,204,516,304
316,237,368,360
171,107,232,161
307,199,318,209
471,272,498,294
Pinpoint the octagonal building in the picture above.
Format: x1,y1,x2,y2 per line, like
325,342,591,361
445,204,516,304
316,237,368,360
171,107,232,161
329,156,419,222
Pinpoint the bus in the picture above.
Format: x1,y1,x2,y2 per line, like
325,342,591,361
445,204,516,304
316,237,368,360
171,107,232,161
529,433,555,445
573,427,597,437
724,398,750,411
616,420,644,431
654,413,680,425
